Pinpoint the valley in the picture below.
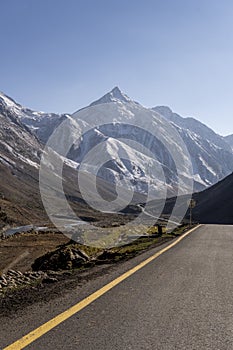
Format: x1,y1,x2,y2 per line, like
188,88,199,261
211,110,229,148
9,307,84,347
2,3,233,349
1,87,233,231
1,86,233,253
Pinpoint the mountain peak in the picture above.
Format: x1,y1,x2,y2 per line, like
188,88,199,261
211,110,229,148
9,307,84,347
111,86,122,93
0,91,22,109
110,86,129,99
90,86,133,107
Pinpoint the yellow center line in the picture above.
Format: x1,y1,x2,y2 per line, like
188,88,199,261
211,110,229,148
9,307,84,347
3,225,202,350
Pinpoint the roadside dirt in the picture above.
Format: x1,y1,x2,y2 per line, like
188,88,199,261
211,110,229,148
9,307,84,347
0,234,175,317
0,231,69,273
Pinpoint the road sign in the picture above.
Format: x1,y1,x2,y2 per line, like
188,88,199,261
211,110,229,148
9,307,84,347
188,199,196,209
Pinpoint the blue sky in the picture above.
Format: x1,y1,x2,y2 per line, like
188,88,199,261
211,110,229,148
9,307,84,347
1,0,233,135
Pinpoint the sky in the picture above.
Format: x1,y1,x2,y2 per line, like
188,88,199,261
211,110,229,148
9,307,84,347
1,0,233,135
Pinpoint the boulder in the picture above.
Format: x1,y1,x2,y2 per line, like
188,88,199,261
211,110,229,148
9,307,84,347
32,246,90,271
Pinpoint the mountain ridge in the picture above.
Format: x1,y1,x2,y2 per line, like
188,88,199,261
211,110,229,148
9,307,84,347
1,87,233,200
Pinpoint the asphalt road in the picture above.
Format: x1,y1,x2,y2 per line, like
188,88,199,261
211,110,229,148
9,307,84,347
2,224,233,350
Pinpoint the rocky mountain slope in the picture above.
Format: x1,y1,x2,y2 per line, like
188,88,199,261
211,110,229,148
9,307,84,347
0,92,68,144
224,134,233,151
68,89,233,193
1,88,233,227
191,171,233,224
0,92,137,228
56,88,194,199
153,106,233,188
2,88,233,194
161,170,233,224
0,95,44,226
0,94,90,227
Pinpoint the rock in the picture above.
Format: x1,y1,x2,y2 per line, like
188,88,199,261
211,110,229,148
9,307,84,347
42,277,58,284
46,270,61,276
8,281,17,287
0,268,55,294
28,274,39,280
15,279,24,285
32,246,90,271
0,276,7,284
16,270,23,276
22,276,31,282
1,281,8,287
72,248,90,261
8,269,19,276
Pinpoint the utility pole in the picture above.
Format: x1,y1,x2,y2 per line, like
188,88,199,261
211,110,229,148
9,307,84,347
188,199,196,227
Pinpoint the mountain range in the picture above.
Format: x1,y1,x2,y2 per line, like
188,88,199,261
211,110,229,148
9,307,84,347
0,87,233,226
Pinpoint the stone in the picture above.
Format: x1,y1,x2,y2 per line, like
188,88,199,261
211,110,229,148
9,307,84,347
8,269,18,276
16,270,23,276
32,246,90,271
0,277,7,284
42,277,58,284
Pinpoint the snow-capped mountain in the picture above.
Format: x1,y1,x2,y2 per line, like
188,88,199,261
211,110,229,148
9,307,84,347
1,87,233,204
153,106,233,187
0,94,41,170
32,87,190,201
0,94,44,226
0,91,69,144
0,93,81,226
89,86,137,106
67,88,233,193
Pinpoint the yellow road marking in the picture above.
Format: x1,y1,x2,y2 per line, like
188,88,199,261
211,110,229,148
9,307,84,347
3,225,202,350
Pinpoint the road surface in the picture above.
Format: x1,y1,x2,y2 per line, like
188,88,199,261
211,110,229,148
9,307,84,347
1,224,233,349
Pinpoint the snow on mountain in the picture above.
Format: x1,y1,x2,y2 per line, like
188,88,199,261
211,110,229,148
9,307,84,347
90,86,136,106
154,106,230,151
75,133,176,198
0,94,45,225
0,93,87,227
67,89,233,194
0,92,81,179
153,106,233,187
224,134,233,151
58,92,193,198
1,88,233,201
0,94,41,169
0,91,69,144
